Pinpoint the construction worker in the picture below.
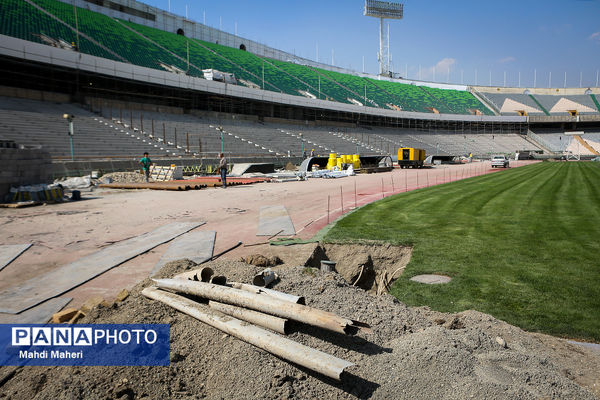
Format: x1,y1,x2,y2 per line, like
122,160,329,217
139,152,152,182
218,152,228,188
310,149,315,157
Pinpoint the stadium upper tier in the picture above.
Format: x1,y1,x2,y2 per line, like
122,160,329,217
2,0,598,118
1,0,499,116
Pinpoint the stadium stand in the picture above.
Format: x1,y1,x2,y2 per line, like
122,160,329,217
528,129,572,153
28,0,190,72
534,95,598,115
478,92,545,115
0,96,163,158
1,0,501,116
420,87,495,116
0,0,117,61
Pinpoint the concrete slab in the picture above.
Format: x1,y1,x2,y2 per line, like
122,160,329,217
150,230,216,277
569,340,600,354
0,222,204,314
257,205,295,236
230,163,274,176
0,297,71,324
0,244,32,272
410,274,452,284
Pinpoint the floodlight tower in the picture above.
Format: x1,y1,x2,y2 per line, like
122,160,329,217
364,0,403,76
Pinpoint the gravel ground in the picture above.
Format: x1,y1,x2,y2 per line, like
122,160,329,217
0,258,598,400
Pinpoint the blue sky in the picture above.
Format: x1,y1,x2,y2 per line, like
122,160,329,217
143,0,600,88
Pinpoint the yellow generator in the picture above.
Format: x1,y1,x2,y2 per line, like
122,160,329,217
398,147,425,168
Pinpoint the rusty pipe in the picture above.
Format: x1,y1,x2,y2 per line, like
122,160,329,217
208,300,287,334
142,287,353,380
153,279,370,335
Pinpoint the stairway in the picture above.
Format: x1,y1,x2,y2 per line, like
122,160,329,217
573,135,600,155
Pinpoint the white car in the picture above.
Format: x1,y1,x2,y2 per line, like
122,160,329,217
491,155,509,168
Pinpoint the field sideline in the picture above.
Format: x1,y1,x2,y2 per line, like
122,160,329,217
325,162,600,341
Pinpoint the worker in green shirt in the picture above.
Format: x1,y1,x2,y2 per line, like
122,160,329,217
139,152,152,182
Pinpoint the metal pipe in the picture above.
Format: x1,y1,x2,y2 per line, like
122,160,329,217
228,282,305,305
142,287,353,380
209,275,227,285
153,279,370,335
208,300,287,334
99,182,191,191
252,268,277,287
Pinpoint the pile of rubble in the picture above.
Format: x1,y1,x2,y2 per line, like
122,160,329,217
0,259,598,399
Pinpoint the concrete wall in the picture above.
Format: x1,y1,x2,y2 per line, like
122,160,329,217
0,145,53,200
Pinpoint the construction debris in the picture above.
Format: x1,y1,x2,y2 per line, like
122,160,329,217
142,287,353,380
51,307,79,323
152,278,371,335
3,259,599,399
115,289,129,302
252,268,278,287
207,300,288,335
240,254,283,268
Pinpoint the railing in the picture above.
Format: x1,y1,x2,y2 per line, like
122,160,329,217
526,130,559,153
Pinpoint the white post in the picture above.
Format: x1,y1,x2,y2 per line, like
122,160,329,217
185,4,188,18
534,69,537,88
203,11,206,25
503,71,506,87
168,0,170,12
219,16,222,31
549,71,552,88
489,70,492,86
564,71,567,88
379,17,384,75
387,23,390,73
518,71,521,88
596,70,599,87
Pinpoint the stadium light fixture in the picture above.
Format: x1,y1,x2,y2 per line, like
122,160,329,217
364,0,403,76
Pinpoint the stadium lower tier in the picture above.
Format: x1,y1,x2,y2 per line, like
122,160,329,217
0,96,543,160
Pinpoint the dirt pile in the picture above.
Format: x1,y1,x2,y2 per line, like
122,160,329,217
101,171,147,183
240,254,283,268
0,259,598,399
306,243,412,294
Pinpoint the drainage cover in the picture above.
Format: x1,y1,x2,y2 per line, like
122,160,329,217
410,274,452,284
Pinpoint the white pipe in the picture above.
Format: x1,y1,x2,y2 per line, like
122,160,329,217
228,282,305,305
142,287,353,380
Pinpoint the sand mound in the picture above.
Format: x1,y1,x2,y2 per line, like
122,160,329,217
0,259,598,399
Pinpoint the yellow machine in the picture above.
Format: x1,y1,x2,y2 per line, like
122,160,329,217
397,147,425,168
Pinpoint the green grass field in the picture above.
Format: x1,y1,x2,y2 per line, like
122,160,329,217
325,162,600,341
